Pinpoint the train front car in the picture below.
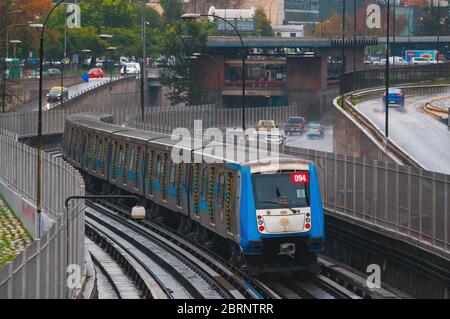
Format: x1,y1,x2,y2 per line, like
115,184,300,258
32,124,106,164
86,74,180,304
236,158,325,274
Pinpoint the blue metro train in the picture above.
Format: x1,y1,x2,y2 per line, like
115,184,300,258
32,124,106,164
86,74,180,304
62,113,325,273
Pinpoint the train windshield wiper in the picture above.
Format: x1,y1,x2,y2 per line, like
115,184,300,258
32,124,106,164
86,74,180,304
260,201,297,214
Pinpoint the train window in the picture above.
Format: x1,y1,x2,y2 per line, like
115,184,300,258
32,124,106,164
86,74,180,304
156,153,162,180
78,131,84,163
123,143,129,182
97,139,103,170
161,153,168,200
129,147,136,172
135,146,141,188
169,162,176,186
111,141,117,179
201,167,208,200
84,133,91,166
92,136,98,171
118,144,124,179
147,150,155,195
217,172,225,207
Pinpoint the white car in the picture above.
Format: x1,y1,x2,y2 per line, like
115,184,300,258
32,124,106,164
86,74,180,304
389,56,408,65
265,132,286,146
121,62,141,75
410,57,432,65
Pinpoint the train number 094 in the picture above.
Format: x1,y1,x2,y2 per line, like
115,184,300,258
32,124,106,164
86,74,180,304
291,172,309,184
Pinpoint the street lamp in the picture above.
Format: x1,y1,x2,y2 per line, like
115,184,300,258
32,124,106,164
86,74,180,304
181,13,247,130
35,0,66,229
1,23,41,113
9,40,22,57
385,0,391,139
191,52,222,107
64,195,145,298
60,49,91,92
107,46,118,81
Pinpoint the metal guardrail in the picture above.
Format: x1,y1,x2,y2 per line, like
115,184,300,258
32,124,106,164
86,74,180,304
340,64,450,94
126,104,303,133
335,84,450,167
282,146,449,258
0,124,85,298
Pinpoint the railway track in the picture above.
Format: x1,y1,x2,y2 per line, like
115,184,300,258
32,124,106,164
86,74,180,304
85,201,276,299
86,197,392,300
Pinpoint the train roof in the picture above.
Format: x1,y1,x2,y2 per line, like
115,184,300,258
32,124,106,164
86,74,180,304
113,129,167,142
66,112,312,169
67,113,129,135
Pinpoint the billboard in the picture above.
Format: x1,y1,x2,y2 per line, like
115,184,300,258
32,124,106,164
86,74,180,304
405,50,437,63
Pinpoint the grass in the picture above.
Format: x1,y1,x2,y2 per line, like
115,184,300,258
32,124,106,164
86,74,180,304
0,196,32,269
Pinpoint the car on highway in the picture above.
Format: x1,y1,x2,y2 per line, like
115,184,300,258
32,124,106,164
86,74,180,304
410,57,431,65
283,116,306,135
305,122,325,139
121,62,141,75
258,120,276,130
382,88,405,109
46,86,68,102
265,131,286,145
88,67,104,78
44,68,61,76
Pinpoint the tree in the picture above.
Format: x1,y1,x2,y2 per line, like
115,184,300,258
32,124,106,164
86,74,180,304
156,21,209,106
253,7,273,36
160,0,182,26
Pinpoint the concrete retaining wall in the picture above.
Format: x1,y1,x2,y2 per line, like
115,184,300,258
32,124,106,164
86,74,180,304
60,76,146,111
6,75,84,111
0,180,38,238
324,213,450,298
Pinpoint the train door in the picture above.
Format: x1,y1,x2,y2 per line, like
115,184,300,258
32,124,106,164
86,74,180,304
190,164,201,218
146,150,155,198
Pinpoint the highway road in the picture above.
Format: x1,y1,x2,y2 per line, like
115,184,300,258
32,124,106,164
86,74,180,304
356,94,450,175
19,77,109,112
285,126,334,153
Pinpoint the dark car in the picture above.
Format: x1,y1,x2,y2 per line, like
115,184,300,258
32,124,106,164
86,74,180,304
47,86,68,102
382,88,405,109
305,122,325,139
284,116,306,136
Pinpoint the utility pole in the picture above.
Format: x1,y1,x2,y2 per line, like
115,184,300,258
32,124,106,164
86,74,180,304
61,1,67,92
385,0,391,139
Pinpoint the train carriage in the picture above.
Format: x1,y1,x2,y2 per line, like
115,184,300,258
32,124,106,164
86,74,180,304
62,113,325,274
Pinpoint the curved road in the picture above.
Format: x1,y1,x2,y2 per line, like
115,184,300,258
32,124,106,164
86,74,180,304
19,77,109,112
357,93,450,175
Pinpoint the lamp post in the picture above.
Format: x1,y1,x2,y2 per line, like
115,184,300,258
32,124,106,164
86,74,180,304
385,0,391,139
36,0,66,226
181,13,247,130
64,195,145,298
60,49,91,97
1,23,39,113
103,32,147,121
9,40,22,57
191,53,222,107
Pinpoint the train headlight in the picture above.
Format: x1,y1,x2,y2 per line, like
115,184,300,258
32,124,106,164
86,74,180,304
258,220,264,225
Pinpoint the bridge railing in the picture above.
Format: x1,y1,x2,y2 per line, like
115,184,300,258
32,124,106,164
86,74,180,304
0,129,85,298
340,63,450,94
126,104,303,133
283,146,449,258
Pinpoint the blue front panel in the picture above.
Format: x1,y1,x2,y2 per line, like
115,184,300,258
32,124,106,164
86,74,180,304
238,163,325,254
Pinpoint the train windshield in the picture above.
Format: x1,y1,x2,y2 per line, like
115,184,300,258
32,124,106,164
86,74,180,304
252,173,309,210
